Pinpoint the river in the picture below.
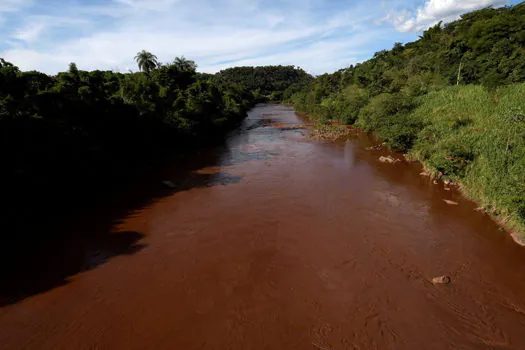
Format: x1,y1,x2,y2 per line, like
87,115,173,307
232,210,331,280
2,104,525,349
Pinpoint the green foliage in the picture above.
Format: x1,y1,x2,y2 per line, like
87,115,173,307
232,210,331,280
324,85,369,124
408,84,525,230
172,56,198,72
0,54,257,228
290,3,525,122
357,93,414,131
289,2,525,234
134,50,159,73
355,93,421,151
214,65,313,101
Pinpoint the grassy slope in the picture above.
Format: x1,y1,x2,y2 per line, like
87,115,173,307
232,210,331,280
288,2,525,240
407,84,525,233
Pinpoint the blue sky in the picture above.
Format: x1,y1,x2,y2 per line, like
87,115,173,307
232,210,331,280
0,0,519,74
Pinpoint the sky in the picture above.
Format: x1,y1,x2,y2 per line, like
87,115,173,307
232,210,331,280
0,0,520,75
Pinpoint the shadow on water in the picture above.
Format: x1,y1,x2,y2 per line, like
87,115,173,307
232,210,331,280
0,230,149,307
162,172,242,192
0,104,297,307
0,137,248,307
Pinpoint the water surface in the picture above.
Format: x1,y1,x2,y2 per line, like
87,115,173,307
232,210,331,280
2,104,525,349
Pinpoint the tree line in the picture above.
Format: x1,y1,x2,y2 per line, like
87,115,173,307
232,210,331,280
0,53,309,233
215,65,313,101
288,3,525,234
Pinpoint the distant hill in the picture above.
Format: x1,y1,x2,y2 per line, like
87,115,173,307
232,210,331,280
215,65,313,100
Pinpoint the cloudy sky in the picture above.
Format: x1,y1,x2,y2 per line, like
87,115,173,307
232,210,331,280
0,0,518,74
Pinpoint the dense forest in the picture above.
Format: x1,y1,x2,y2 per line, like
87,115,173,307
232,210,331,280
0,54,309,235
288,3,525,233
215,65,313,101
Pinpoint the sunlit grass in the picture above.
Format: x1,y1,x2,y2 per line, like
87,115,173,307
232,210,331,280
406,84,525,233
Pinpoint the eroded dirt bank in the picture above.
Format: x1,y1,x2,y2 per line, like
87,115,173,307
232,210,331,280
2,104,525,349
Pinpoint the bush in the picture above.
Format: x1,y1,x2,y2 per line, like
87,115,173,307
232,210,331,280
357,93,415,132
331,86,369,124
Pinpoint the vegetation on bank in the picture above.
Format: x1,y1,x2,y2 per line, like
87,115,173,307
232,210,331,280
2,3,525,240
409,85,525,228
288,3,525,234
0,54,309,231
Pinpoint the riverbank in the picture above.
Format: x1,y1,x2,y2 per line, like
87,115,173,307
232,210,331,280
293,83,525,246
294,113,356,141
306,118,525,245
285,4,525,245
3,104,525,349
404,85,525,245
1,56,261,252
0,102,258,307
0,120,253,306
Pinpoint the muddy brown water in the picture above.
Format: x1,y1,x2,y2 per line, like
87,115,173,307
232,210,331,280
2,104,525,349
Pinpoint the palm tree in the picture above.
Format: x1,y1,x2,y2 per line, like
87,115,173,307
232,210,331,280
134,50,159,73
173,56,197,72
68,62,79,75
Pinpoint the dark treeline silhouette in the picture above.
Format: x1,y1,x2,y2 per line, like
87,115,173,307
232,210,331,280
0,53,312,303
0,55,313,241
288,3,525,233
0,54,252,232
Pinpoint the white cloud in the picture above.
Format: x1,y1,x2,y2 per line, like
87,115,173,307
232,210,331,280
12,23,45,42
4,24,333,73
11,15,91,43
0,0,404,74
387,0,508,32
200,35,373,74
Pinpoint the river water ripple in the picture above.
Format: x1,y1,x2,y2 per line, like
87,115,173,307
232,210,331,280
2,104,525,349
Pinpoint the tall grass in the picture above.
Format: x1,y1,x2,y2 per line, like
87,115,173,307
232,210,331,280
401,84,525,232
295,82,525,235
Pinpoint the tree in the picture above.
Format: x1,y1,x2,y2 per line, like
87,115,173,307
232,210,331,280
134,50,159,73
173,56,197,72
68,62,79,75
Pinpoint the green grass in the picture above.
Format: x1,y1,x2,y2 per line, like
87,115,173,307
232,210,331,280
293,82,525,237
402,84,525,234
285,0,525,239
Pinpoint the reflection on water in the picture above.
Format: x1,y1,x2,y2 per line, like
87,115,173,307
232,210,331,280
343,139,355,168
2,104,525,350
